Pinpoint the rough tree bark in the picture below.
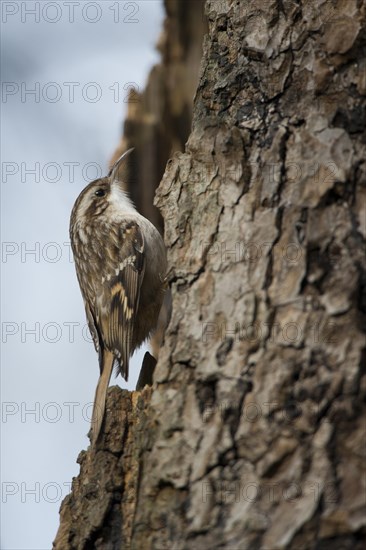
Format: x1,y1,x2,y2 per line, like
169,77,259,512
55,0,366,548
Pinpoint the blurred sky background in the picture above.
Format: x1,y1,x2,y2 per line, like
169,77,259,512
1,1,164,547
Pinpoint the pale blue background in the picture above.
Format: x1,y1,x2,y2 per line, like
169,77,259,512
1,1,164,548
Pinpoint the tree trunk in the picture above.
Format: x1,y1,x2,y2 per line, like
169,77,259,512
55,1,366,548
111,0,207,234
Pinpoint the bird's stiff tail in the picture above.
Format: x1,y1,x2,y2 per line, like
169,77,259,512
91,350,114,446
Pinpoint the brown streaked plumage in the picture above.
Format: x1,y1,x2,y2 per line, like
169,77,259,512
70,149,167,446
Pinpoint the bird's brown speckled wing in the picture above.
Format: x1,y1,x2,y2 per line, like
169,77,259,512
71,219,145,380
96,220,145,380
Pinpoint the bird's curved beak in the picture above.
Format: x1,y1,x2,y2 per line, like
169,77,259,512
108,148,135,182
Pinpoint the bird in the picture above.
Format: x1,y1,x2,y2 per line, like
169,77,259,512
70,148,167,446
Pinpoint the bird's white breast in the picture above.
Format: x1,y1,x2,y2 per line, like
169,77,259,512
109,182,137,218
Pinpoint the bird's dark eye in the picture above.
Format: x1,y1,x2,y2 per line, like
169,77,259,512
95,189,105,197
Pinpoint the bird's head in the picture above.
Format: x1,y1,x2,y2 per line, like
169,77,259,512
70,148,136,227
